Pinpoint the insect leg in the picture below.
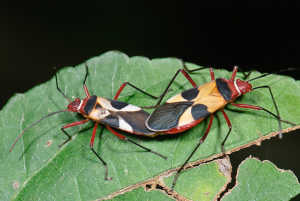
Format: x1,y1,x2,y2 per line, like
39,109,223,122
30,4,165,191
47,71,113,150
106,125,167,160
113,62,201,101
114,65,198,104
114,82,159,100
182,62,218,80
231,103,296,125
60,119,90,147
90,123,111,180
116,61,202,109
112,83,167,160
252,85,282,136
220,109,232,153
231,103,296,136
183,63,207,73
143,67,199,109
230,66,239,81
172,114,214,189
209,68,215,80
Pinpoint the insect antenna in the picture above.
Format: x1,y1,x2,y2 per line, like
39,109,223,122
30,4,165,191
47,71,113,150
55,69,71,103
9,109,68,152
247,67,296,82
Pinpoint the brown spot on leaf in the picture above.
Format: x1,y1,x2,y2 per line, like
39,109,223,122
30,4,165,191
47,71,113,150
45,140,53,147
13,181,19,190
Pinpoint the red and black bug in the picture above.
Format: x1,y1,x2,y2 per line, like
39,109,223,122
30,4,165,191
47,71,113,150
9,64,167,180
142,65,296,188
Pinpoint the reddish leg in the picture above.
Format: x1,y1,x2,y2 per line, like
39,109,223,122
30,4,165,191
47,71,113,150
220,109,232,153
209,67,215,81
231,103,280,123
114,82,158,100
184,64,215,81
143,67,199,109
111,84,168,160
106,125,167,160
172,114,214,189
231,103,261,110
231,103,282,121
114,67,198,108
106,125,126,140
252,85,282,138
179,69,198,87
60,119,90,147
83,85,90,97
231,103,295,131
115,62,205,109
62,117,112,179
149,62,214,109
183,64,207,75
89,123,111,180
230,66,238,81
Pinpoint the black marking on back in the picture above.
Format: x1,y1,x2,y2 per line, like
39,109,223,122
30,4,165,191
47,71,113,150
100,115,119,128
216,78,232,101
116,110,154,135
95,104,102,109
181,87,199,101
147,102,193,131
84,95,97,115
110,100,129,110
191,104,210,120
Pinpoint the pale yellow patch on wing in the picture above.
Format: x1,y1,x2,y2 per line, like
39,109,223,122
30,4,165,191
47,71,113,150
178,107,193,127
89,107,110,121
97,97,111,109
167,81,228,115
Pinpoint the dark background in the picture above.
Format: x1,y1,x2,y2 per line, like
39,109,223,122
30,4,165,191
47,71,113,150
1,3,300,200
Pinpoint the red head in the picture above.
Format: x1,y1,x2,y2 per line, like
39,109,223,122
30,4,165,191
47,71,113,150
224,66,253,101
235,79,252,94
67,98,82,112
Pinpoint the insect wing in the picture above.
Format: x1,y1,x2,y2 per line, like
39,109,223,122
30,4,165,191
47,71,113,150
146,102,194,131
99,98,155,135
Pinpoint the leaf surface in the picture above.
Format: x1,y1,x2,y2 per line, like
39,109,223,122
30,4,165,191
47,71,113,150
222,157,300,201
1,51,299,201
164,158,232,201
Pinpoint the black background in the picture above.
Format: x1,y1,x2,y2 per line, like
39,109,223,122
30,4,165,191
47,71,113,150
1,2,300,200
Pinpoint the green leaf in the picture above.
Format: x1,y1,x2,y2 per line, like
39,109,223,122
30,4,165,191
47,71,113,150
222,157,300,201
164,158,232,201
1,51,299,201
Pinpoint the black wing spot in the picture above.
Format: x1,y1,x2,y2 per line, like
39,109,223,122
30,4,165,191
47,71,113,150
147,102,193,131
95,103,102,109
181,87,199,101
84,95,97,115
118,110,154,135
191,104,210,120
100,115,119,128
110,100,129,110
216,78,232,101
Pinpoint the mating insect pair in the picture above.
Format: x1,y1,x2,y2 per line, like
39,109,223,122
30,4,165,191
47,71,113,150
10,63,295,189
